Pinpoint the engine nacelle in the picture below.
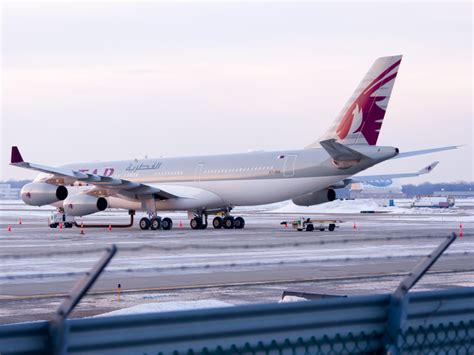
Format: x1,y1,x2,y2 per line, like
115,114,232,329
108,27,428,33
21,183,68,206
63,194,108,216
292,188,336,206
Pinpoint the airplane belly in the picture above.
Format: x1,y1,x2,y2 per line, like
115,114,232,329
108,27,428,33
182,176,346,206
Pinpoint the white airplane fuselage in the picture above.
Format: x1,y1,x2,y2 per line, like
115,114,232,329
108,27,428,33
39,144,398,212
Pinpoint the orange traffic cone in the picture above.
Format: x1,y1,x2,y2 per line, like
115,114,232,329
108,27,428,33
59,222,63,230
460,223,463,237
179,220,183,228
7,225,12,232
18,219,22,225
353,222,357,231
80,222,85,235
108,224,112,231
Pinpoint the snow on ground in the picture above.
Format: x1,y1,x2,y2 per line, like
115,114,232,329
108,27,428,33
271,199,384,214
267,198,471,215
1,198,472,222
95,299,233,317
279,295,307,303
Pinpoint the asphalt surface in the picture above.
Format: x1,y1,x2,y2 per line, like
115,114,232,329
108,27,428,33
0,203,473,324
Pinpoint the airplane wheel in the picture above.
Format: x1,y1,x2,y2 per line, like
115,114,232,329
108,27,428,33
49,223,58,228
200,223,208,229
306,224,314,232
212,217,223,229
139,217,151,230
150,217,161,230
328,224,336,232
64,222,73,229
223,216,234,229
162,217,173,230
190,217,201,230
234,216,245,229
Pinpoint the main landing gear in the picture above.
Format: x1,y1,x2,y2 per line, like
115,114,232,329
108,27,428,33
190,213,208,230
211,216,245,229
139,211,246,231
139,215,173,231
189,212,245,230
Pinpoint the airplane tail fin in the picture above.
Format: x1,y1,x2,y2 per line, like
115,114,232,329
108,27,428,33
307,55,402,148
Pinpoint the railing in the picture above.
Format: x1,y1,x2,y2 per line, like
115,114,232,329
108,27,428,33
0,287,473,354
1,234,472,354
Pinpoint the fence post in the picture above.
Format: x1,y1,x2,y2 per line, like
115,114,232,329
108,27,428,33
385,233,457,354
48,244,117,355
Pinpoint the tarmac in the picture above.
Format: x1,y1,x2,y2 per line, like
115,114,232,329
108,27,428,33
0,201,473,324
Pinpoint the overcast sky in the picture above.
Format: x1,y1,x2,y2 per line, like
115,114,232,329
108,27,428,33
1,1,472,183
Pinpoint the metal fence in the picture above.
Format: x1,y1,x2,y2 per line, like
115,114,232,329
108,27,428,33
0,287,473,354
1,234,472,354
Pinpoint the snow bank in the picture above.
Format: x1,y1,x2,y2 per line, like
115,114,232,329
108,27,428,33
96,299,233,317
269,198,468,215
279,295,308,303
271,199,389,214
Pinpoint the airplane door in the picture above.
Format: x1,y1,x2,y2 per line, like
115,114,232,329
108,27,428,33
283,155,297,177
194,163,204,181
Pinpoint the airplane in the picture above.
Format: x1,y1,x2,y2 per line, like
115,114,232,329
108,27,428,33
10,55,458,231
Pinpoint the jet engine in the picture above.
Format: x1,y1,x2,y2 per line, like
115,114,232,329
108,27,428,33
63,194,108,216
292,188,336,206
21,183,68,206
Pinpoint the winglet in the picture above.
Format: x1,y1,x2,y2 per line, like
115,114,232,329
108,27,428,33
11,146,24,164
417,161,439,175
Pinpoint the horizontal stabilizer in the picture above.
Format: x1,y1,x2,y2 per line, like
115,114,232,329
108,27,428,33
394,146,459,159
319,139,367,161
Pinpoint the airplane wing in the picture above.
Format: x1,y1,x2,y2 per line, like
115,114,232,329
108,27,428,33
10,146,178,199
350,161,439,186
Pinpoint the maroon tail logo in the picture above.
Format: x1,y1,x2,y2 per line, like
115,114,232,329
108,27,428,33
336,59,401,145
